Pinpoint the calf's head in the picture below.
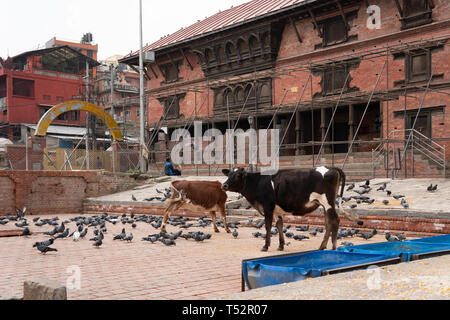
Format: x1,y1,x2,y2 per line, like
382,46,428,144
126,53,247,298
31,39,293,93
222,168,247,192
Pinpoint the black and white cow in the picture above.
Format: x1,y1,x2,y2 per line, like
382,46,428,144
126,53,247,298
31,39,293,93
222,166,363,252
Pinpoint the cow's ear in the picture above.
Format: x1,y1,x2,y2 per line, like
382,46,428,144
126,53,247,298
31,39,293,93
222,169,230,176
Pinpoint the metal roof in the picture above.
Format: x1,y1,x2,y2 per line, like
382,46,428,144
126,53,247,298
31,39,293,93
123,0,314,61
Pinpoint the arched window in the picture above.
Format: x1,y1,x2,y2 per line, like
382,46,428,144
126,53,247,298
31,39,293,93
237,38,248,55
248,35,259,55
223,88,234,106
235,86,245,102
225,42,236,59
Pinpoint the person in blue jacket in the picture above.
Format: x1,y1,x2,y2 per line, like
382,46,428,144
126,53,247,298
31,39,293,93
164,158,181,176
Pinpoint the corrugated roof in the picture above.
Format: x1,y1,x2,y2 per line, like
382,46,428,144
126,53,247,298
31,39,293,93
126,0,313,58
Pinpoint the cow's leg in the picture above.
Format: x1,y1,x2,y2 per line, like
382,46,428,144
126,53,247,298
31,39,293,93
161,201,183,233
328,208,340,250
319,208,331,250
275,215,285,251
262,212,273,252
209,211,220,233
326,189,340,250
219,203,231,233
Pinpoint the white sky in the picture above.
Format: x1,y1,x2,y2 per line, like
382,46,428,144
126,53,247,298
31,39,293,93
1,0,248,61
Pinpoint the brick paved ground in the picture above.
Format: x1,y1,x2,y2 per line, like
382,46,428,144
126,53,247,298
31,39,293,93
0,214,421,300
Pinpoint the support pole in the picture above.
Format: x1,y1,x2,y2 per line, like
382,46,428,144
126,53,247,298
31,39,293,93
139,0,146,172
85,60,90,170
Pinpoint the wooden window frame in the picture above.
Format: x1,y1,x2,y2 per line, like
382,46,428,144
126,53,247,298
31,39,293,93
406,49,431,83
322,65,349,95
401,0,433,30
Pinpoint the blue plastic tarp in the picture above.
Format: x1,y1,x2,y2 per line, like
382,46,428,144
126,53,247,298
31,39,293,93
242,250,394,290
338,235,450,262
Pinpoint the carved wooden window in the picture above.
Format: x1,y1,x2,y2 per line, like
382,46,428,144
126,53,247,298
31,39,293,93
323,16,347,46
323,66,348,94
160,61,181,83
406,49,431,82
225,42,236,59
164,96,180,119
401,0,433,29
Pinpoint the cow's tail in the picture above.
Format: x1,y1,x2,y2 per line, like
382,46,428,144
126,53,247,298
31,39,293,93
334,168,364,226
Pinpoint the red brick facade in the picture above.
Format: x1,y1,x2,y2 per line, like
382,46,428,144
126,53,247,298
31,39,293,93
125,0,450,176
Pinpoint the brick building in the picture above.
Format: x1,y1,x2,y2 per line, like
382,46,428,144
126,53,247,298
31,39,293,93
94,55,142,139
121,0,449,178
0,46,99,142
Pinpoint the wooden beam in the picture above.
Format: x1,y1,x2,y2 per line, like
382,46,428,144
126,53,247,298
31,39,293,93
148,64,158,78
308,9,323,37
166,53,178,70
180,48,193,70
289,17,303,44
143,65,152,81
335,0,349,31
394,0,404,18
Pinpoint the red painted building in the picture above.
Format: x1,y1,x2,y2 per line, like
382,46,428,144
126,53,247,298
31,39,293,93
122,0,450,178
0,46,99,141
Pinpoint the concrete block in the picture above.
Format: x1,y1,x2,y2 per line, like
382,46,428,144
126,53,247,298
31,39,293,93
23,279,67,300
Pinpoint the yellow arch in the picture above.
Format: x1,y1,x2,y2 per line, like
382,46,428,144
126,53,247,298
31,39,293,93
35,101,123,141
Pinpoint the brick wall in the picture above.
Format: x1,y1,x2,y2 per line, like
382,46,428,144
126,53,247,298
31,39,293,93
0,171,139,215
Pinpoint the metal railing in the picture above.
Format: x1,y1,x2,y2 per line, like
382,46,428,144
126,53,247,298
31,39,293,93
372,129,446,178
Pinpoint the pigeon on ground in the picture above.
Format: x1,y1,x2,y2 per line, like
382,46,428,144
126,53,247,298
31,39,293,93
255,221,265,229
15,220,28,228
285,232,294,238
33,238,54,248
124,233,133,242
161,238,176,246
377,183,387,191
346,183,355,191
385,233,400,242
56,222,65,234
296,225,309,232
393,195,405,200
36,244,57,254
252,232,262,238
55,228,69,239
113,228,126,240
79,228,88,238
386,190,392,196
232,229,238,238
44,227,58,236
340,241,354,247
309,229,317,236
131,195,137,201
22,227,31,236
32,217,40,222
93,238,103,248
395,233,406,241
73,230,80,241
400,199,409,209
293,234,309,240
382,200,389,205
0,220,8,225
16,207,26,219
350,204,357,209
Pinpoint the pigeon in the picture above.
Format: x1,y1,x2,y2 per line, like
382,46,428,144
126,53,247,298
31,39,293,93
393,195,405,200
346,183,355,191
252,232,262,238
156,188,163,194
93,238,103,248
113,228,126,240
44,227,58,236
36,244,58,254
395,233,406,241
400,199,409,209
232,229,238,238
296,225,309,232
431,184,438,191
33,238,54,248
377,183,387,191
79,228,88,238
362,199,375,205
427,184,438,192
161,238,176,246
245,205,252,210
55,228,69,239
131,195,137,201
340,241,354,247
293,234,309,240
15,220,28,228
386,190,392,196
342,197,352,202
350,204,357,209
285,232,294,238
255,221,265,229
359,228,377,240
73,231,80,241
56,222,65,234
382,200,389,205
22,227,31,236
124,233,133,242
32,217,40,222
385,233,400,242
309,229,317,236
16,207,26,219
0,220,8,225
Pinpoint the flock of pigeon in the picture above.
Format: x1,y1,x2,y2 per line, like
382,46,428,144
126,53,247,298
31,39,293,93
1,179,436,255
342,180,438,209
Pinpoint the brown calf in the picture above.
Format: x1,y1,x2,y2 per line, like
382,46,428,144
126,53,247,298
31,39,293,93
161,180,231,233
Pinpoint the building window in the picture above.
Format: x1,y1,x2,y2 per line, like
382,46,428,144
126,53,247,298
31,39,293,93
70,111,80,121
160,61,181,83
323,16,347,46
13,78,34,97
43,95,51,100
158,94,185,120
136,109,140,117
406,50,431,82
56,96,64,102
56,112,68,120
401,0,433,29
323,66,349,94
